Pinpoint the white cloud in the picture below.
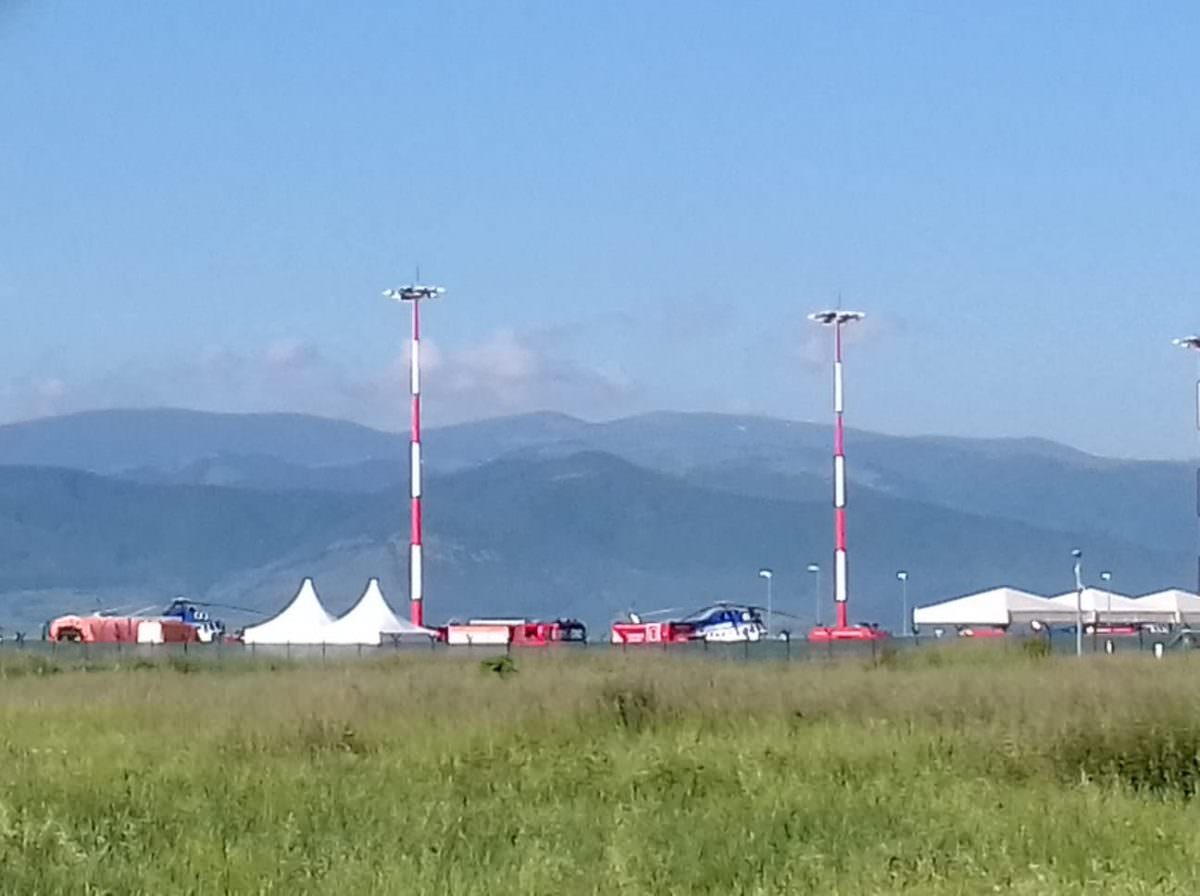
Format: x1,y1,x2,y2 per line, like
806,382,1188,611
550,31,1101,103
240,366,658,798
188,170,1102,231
0,328,641,429
263,338,323,371
0,377,70,421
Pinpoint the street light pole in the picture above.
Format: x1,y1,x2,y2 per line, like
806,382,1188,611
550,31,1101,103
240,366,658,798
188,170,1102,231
383,282,446,628
758,569,774,636
896,570,909,637
1172,336,1200,593
1072,548,1084,658
1099,570,1112,650
807,563,821,626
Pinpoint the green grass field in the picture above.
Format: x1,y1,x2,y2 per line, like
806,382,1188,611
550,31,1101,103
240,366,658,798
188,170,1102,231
3,646,1200,894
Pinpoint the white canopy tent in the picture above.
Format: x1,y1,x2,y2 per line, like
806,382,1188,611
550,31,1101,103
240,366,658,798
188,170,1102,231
913,587,1078,628
242,578,335,645
1133,589,1200,625
1047,588,1176,624
321,579,436,645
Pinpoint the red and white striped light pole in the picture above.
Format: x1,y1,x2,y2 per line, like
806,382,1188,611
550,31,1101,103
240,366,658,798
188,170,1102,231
809,310,865,631
384,283,445,627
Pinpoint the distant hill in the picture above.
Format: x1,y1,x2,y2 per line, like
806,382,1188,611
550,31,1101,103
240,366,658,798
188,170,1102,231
0,408,1101,477
0,465,367,593
0,408,1191,553
123,455,408,493
0,409,399,472
0,451,1190,634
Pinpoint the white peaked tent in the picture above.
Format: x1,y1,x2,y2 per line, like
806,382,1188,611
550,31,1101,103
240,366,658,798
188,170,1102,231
321,579,436,645
1134,589,1200,625
242,578,336,644
913,587,1077,628
1047,588,1175,624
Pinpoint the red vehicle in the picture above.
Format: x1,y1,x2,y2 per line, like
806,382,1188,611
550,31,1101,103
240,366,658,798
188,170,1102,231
1087,624,1139,637
439,618,587,647
511,620,587,646
610,620,696,645
807,622,890,643
956,626,1007,639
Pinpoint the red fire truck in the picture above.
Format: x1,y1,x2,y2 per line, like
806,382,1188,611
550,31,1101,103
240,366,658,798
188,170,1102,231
438,618,587,647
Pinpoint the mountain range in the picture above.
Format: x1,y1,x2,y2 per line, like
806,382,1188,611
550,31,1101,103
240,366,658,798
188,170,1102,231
0,408,1193,635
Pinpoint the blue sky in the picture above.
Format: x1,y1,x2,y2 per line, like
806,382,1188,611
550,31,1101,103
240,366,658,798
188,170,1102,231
2,1,1199,457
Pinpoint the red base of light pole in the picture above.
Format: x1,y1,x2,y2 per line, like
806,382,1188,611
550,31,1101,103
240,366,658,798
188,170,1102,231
807,599,888,641
807,624,890,643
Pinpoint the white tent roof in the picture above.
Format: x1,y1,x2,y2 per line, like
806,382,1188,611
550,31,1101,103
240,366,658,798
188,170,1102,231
913,587,1077,627
1047,588,1176,623
242,578,336,644
1134,589,1200,623
321,579,435,645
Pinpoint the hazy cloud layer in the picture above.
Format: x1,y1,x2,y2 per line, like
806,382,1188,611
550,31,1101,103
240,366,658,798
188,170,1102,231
0,329,641,429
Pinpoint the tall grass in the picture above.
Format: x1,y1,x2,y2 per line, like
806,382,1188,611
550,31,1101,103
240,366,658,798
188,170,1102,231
2,648,1200,893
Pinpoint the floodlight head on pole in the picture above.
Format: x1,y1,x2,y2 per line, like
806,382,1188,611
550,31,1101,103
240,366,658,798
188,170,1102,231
383,280,447,628
758,569,773,579
808,310,866,326
382,285,446,303
896,570,908,582
806,563,820,574
1100,570,1112,583
1173,336,1200,351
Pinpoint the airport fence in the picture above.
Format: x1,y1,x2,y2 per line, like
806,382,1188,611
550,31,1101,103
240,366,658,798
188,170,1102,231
0,628,1182,665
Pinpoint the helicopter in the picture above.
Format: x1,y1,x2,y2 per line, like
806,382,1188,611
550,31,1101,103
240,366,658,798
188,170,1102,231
679,602,769,642
159,598,269,642
612,601,777,644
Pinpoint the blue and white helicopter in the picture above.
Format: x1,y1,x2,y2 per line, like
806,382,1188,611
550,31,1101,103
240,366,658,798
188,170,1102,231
158,598,261,642
682,602,769,642
623,602,773,643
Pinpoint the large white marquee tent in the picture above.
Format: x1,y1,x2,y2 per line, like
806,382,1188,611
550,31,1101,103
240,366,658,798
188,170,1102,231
1131,589,1200,625
1047,588,1176,624
241,578,436,645
914,586,1199,630
242,578,335,645
320,579,435,645
912,587,1078,628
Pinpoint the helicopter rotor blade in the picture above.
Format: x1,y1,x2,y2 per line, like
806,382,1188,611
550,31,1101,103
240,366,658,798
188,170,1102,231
679,602,733,621
627,606,686,620
744,605,806,620
165,599,265,616
204,603,269,617
94,603,142,617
